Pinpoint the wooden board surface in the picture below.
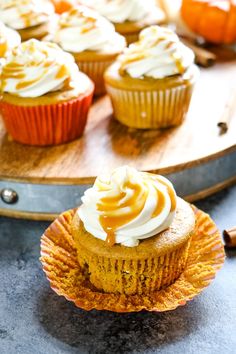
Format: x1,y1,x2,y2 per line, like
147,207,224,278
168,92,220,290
0,60,236,185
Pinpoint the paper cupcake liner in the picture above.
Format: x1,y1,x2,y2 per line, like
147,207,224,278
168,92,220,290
106,82,194,129
123,32,140,45
76,60,116,96
1,88,94,146
40,206,225,313
76,236,190,295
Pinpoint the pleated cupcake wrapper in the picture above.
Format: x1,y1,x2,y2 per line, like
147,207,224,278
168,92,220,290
76,59,116,96
106,83,194,129
123,32,140,45
1,89,93,146
40,205,225,313
77,238,190,295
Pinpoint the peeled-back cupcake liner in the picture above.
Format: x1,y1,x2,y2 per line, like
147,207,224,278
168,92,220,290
40,206,225,313
76,60,116,96
1,87,94,146
106,82,195,129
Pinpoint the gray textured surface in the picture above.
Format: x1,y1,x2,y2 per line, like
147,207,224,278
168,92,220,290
0,187,236,354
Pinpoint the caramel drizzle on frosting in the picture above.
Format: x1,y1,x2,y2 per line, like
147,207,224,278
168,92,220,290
97,181,147,246
119,28,186,76
59,7,97,34
1,41,70,92
96,174,176,247
0,38,8,57
1,0,51,28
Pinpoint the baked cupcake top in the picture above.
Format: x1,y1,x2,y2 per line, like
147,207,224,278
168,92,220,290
119,25,195,79
78,166,177,247
52,6,126,53
0,21,21,58
1,39,91,97
0,0,55,30
81,0,158,23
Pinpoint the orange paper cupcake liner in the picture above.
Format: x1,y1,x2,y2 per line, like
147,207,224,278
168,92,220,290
76,60,116,96
40,206,225,313
1,87,94,146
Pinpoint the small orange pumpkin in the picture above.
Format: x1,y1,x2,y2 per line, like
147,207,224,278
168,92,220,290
181,0,236,44
50,0,77,14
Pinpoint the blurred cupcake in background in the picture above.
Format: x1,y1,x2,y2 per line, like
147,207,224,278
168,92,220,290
0,21,21,59
50,6,126,95
81,0,166,44
0,39,94,146
0,0,55,41
105,25,199,129
50,0,76,14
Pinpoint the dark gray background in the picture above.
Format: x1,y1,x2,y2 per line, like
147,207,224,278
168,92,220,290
0,186,236,354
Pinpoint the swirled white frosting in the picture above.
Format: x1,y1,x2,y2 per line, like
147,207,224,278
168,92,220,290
0,21,21,58
81,0,155,23
78,166,177,247
53,6,126,53
119,25,195,79
1,39,91,97
0,0,55,30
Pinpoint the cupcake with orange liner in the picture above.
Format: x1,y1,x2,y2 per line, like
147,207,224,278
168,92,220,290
0,21,21,59
71,166,196,296
81,0,166,44
0,39,94,146
104,25,199,129
50,6,126,95
0,0,55,41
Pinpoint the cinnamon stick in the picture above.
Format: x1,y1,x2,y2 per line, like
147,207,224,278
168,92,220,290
223,227,236,248
181,38,216,67
217,89,236,135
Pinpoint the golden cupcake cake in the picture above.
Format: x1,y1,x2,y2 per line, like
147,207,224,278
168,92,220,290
0,0,55,41
50,5,126,95
0,39,94,145
104,25,199,129
82,0,166,44
72,166,195,296
0,21,21,59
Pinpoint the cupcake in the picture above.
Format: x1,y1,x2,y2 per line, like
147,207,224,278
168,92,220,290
0,0,55,41
104,25,199,129
50,0,76,14
72,166,195,295
50,6,126,95
0,39,94,146
0,21,21,59
82,0,166,44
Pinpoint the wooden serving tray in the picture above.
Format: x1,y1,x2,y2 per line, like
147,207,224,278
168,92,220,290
0,59,236,220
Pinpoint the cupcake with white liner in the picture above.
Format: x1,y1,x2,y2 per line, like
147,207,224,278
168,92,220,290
49,5,126,95
105,25,199,129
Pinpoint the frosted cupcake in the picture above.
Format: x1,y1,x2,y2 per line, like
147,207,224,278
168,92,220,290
72,166,195,295
105,26,199,129
82,0,166,44
0,21,21,59
0,0,55,41
0,39,94,146
50,6,126,95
